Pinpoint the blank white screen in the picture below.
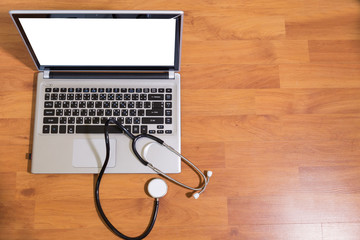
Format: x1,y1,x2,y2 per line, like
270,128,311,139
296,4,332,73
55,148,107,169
19,18,176,66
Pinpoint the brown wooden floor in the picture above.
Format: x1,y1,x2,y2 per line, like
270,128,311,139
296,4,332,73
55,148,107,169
1,0,360,239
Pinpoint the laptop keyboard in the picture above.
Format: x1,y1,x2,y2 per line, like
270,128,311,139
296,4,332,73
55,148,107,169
41,87,174,135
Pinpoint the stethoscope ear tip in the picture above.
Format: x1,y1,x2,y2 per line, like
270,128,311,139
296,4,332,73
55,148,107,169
193,193,200,199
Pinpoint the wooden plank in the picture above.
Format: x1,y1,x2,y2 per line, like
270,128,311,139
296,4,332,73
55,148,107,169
323,223,360,240
255,89,360,115
181,64,280,89
182,89,255,116
309,40,360,63
182,40,309,65
280,63,360,88
228,194,360,225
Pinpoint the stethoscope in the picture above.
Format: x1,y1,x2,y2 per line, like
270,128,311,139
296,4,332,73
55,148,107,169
95,119,212,239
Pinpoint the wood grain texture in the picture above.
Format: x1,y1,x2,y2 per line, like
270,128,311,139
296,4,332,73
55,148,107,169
1,0,360,239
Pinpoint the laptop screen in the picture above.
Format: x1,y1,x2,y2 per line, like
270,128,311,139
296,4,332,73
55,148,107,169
10,11,183,71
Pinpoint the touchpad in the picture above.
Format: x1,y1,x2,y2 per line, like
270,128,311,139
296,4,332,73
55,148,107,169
72,139,116,168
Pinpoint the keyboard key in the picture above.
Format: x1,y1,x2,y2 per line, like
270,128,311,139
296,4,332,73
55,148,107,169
67,94,74,100
71,101,78,108
113,109,120,116
68,117,75,124
108,94,114,100
165,94,172,100
165,130,172,134
56,109,63,116
124,94,131,100
105,109,112,116
83,94,90,100
148,94,164,100
76,117,83,124
80,109,88,116
142,118,164,124
54,101,62,108
43,117,58,124
68,125,75,134
125,117,132,124
59,94,66,100
165,102,172,108
165,118,172,124
146,109,164,116
75,94,82,100
132,125,139,134
99,94,106,100
76,125,123,134
101,117,108,124
60,117,67,124
84,117,91,124
141,125,148,133
152,102,164,108
59,125,66,134
166,88,172,93
64,109,71,116
134,117,141,124
44,109,55,116
92,117,100,124
97,109,104,116
89,109,96,116
45,88,51,92
43,125,50,133
51,94,58,100
44,102,53,108
51,125,58,133
165,110,172,116
63,101,70,108
136,102,143,108
72,109,79,116
79,101,86,108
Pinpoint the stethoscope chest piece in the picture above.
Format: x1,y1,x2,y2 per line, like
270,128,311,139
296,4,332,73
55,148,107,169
147,178,168,198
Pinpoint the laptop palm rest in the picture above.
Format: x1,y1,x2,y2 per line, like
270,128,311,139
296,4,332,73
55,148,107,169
72,138,116,168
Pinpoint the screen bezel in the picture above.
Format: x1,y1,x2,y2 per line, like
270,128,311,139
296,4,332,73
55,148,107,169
10,11,183,72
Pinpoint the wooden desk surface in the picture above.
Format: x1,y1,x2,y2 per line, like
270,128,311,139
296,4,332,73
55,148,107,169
1,1,360,239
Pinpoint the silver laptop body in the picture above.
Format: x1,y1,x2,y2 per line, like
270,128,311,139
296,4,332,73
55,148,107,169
10,10,183,174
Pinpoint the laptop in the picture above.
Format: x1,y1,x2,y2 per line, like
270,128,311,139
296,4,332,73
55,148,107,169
10,10,183,174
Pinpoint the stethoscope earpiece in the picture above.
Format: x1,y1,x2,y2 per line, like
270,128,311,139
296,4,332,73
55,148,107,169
147,178,168,199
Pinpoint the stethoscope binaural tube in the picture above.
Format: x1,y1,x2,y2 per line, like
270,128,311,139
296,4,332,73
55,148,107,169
95,119,212,239
95,120,160,240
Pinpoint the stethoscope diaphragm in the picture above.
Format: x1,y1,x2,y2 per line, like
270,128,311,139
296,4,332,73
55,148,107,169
147,178,168,198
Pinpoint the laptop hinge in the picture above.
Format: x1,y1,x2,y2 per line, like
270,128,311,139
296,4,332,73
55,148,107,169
169,70,175,79
46,71,171,79
43,69,50,79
